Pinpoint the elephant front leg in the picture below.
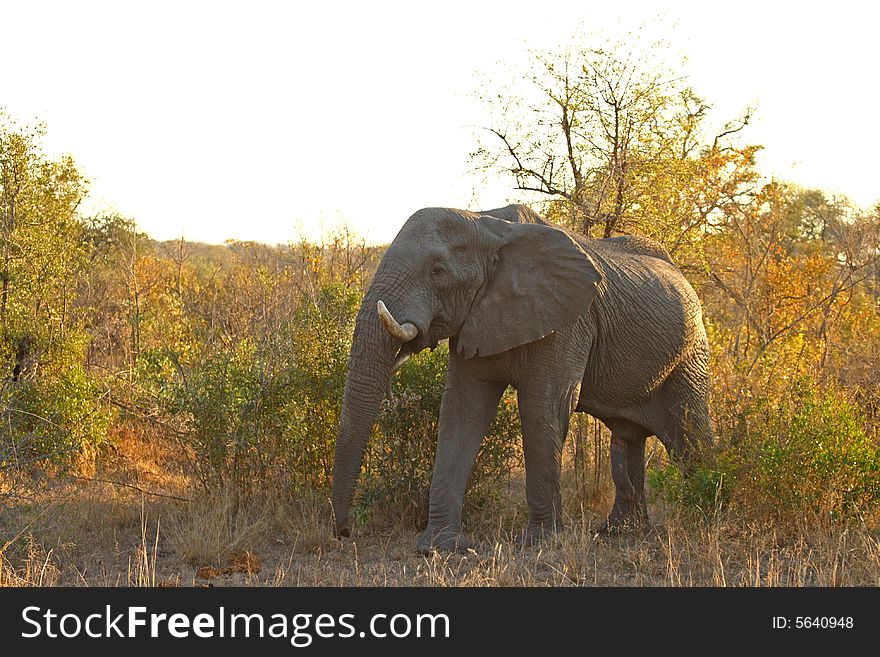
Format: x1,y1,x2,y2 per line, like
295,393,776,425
417,367,505,553
602,420,650,534
517,386,578,544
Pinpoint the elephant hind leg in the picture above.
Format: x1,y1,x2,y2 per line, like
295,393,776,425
650,358,713,465
601,419,650,534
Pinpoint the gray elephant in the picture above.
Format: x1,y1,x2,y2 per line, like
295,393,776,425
331,204,711,551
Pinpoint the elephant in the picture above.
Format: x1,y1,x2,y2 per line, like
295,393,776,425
331,204,712,551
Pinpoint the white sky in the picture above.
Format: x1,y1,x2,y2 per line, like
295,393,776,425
3,1,878,245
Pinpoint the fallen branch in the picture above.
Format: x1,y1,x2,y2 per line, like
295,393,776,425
64,475,191,503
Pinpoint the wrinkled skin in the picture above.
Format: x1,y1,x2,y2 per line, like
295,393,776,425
331,205,712,551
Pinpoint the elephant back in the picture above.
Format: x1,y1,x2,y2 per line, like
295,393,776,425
478,204,548,225
598,235,674,265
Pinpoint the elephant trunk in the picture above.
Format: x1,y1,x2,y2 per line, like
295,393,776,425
331,287,409,537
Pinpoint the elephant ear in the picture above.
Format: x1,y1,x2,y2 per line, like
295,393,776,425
457,217,602,359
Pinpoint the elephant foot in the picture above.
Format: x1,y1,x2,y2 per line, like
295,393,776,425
516,521,562,547
416,527,475,554
595,502,648,538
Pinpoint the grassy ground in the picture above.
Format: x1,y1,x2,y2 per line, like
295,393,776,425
2,432,880,587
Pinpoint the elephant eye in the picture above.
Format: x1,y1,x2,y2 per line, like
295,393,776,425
430,264,446,277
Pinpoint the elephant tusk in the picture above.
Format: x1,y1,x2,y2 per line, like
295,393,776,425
377,300,418,342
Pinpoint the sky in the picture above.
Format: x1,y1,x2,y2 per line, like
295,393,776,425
3,1,878,245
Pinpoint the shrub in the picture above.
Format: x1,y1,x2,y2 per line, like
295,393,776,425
648,463,729,519
170,336,273,486
281,283,360,490
650,378,880,524
169,280,523,526
1,331,111,469
733,381,880,521
169,283,359,491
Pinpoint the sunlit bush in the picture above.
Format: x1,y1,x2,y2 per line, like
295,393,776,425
167,279,523,525
650,378,880,524
733,381,880,521
1,332,111,468
169,283,359,490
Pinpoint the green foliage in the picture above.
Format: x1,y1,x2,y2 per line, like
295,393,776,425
733,382,880,521
648,463,729,519
163,274,521,526
281,283,360,489
2,332,111,466
0,113,110,468
169,283,360,490
650,380,880,523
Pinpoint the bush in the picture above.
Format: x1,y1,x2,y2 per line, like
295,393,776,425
1,332,111,469
648,463,728,519
169,280,523,526
650,379,880,524
733,382,880,521
281,284,360,490
169,283,359,490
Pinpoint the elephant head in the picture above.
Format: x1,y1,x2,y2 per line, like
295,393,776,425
331,207,601,537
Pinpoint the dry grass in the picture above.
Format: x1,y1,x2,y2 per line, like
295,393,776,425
2,430,880,587
164,487,271,567
0,536,61,586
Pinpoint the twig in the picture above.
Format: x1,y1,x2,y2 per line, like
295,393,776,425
64,474,191,503
0,495,70,554
108,397,189,437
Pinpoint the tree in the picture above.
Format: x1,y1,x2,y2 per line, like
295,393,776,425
471,34,754,242
470,33,880,445
0,112,109,464
0,111,88,356
696,182,880,427
80,213,156,372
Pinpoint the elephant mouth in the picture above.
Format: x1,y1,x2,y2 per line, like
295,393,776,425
395,335,439,360
411,321,446,353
